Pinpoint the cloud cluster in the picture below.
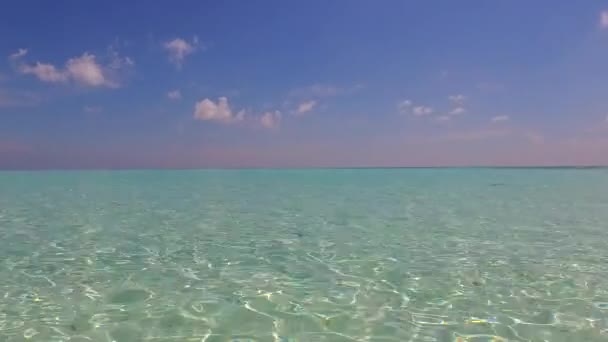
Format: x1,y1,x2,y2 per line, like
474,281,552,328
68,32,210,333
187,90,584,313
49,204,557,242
446,94,466,118
164,37,198,68
193,97,283,129
399,94,468,123
11,49,133,88
193,97,245,124
398,99,433,116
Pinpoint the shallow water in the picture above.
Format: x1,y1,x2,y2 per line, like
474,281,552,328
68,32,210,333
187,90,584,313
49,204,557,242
1,169,607,341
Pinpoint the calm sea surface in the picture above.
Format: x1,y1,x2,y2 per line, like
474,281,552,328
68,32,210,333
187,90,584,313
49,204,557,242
1,169,607,341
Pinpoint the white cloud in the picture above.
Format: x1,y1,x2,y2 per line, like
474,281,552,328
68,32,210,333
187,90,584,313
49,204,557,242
16,51,132,88
296,100,317,114
164,37,197,68
84,105,102,113
193,97,245,124
192,97,284,128
413,105,433,116
19,62,67,82
167,89,182,100
9,48,28,60
260,110,282,129
66,53,108,87
400,97,464,118
491,115,509,123
448,94,466,106
601,10,608,28
449,107,466,115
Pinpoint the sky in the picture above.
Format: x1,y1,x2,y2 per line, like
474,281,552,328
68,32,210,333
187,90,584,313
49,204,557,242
1,0,608,169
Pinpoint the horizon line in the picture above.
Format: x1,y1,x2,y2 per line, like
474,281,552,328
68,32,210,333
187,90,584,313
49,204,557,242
1,165,607,172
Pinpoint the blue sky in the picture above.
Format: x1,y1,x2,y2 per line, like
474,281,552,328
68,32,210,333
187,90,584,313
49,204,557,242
1,1,608,168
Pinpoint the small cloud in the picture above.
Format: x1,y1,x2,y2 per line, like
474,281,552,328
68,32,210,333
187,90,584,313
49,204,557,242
448,94,466,106
83,105,102,113
164,37,198,68
491,115,509,123
66,53,109,87
108,46,134,69
167,89,182,100
260,110,282,129
397,101,432,116
9,48,28,60
296,100,317,114
397,99,412,114
193,97,244,124
449,107,466,115
399,99,412,107
15,50,132,88
601,10,608,28
413,105,433,116
19,62,67,82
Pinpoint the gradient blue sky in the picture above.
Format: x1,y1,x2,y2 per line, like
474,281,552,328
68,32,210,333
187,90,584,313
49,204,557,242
1,1,608,168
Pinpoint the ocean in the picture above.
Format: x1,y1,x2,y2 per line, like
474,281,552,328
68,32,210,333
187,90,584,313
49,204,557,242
0,168,607,341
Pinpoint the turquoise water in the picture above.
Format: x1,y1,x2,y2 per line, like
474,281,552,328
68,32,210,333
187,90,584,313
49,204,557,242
1,169,608,341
